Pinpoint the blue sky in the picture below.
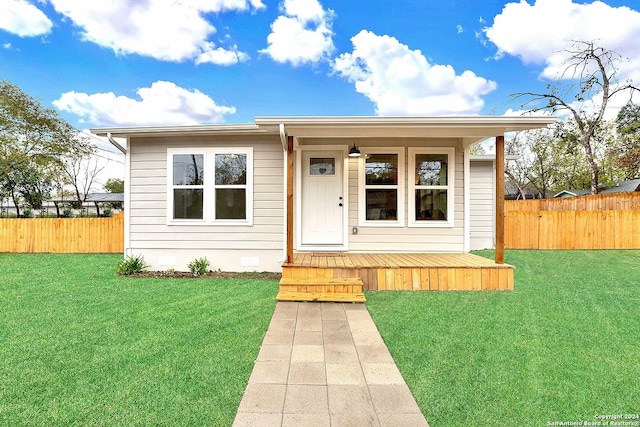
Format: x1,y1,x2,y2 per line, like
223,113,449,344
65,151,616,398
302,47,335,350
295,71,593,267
1,0,639,132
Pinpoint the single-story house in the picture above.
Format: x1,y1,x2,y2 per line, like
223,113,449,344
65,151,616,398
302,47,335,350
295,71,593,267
553,188,603,198
93,116,554,298
599,178,640,194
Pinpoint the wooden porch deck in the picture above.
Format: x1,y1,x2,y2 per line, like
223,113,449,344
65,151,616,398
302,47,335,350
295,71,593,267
281,252,514,293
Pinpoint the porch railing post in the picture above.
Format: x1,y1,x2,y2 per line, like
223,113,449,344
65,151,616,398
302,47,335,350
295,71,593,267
287,136,294,263
496,135,505,264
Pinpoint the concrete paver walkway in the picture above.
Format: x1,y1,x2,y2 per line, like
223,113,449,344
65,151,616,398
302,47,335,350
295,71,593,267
232,301,429,427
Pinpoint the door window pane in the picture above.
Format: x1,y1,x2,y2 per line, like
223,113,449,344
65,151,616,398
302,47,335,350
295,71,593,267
215,154,247,185
415,154,448,185
216,189,246,219
366,189,397,220
310,158,335,175
173,154,204,185
415,189,447,221
173,189,203,219
365,154,397,185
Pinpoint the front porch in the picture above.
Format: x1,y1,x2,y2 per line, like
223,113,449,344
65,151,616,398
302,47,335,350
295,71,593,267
277,253,514,302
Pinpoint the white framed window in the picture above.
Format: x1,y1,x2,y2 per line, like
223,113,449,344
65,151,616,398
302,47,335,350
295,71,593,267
358,147,405,227
408,147,455,227
167,148,253,226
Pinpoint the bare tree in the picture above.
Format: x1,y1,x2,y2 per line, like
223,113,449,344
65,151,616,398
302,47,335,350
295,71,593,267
512,41,639,194
60,148,104,208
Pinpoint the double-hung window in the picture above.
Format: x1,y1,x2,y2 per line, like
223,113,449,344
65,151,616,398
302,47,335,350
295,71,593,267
408,147,454,227
168,148,253,225
358,148,404,227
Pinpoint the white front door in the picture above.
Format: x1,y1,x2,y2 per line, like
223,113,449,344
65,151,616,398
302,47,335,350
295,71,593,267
301,150,344,246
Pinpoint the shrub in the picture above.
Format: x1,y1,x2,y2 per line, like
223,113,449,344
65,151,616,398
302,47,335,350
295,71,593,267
188,257,210,276
116,254,149,275
102,204,113,217
62,206,74,218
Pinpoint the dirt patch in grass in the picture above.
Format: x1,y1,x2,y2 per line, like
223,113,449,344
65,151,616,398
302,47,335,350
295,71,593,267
127,270,282,280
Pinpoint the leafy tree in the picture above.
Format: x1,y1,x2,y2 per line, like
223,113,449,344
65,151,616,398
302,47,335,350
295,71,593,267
0,80,93,213
505,120,625,198
103,177,124,193
512,41,639,194
612,101,640,178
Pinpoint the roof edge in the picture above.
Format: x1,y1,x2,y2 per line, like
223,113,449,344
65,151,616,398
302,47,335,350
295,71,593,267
91,123,264,137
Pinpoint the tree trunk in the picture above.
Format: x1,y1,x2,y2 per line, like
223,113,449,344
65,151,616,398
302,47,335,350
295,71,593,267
581,135,600,194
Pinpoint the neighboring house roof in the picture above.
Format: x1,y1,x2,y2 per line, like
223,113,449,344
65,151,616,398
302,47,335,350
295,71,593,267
49,193,124,203
553,189,592,198
599,179,640,194
86,193,125,203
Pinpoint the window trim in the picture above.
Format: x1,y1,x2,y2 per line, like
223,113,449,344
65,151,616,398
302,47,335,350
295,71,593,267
408,147,455,228
357,147,405,227
167,147,253,226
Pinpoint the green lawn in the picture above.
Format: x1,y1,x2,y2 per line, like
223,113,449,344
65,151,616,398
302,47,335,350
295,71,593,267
366,250,640,427
0,254,278,426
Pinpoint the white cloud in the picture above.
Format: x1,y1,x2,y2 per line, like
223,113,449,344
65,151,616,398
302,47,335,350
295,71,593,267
333,30,497,115
47,0,263,63
195,42,250,66
0,0,52,37
484,0,640,80
260,0,335,66
53,81,236,126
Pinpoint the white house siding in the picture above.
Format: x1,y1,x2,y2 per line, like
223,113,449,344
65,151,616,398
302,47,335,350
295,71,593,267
128,135,284,272
341,138,465,253
469,159,495,250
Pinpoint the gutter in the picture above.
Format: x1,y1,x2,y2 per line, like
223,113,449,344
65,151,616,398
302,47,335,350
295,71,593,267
107,133,126,154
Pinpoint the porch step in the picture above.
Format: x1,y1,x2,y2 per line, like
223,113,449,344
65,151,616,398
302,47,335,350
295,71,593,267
276,277,366,303
276,291,366,303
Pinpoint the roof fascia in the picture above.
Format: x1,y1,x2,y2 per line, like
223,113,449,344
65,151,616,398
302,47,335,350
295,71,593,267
91,123,266,138
256,116,556,140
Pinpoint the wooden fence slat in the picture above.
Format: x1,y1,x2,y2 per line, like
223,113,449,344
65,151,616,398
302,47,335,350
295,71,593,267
0,212,124,253
506,194,640,250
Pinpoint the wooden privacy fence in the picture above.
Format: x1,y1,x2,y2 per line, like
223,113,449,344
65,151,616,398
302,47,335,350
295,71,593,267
505,193,640,249
0,212,124,253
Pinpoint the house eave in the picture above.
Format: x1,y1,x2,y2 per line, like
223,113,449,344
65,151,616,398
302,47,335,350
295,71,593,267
91,123,267,138
255,115,556,140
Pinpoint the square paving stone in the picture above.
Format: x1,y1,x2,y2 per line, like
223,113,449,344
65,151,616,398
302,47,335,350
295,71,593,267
378,413,430,427
248,361,290,384
283,385,329,414
282,413,331,427
362,363,406,385
236,384,286,413
256,345,292,362
327,385,375,415
324,344,359,363
330,413,381,427
368,385,423,414
232,412,282,427
288,362,326,385
294,331,324,345
269,317,296,330
323,329,354,346
326,363,365,385
291,345,325,362
262,329,294,346
356,345,395,364
351,330,385,346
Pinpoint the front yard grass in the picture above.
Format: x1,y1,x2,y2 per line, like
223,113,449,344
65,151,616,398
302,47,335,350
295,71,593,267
366,251,640,427
0,254,278,426
366,250,640,427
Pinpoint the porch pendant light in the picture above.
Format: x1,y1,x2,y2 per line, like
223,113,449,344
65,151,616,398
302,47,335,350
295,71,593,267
348,143,362,157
